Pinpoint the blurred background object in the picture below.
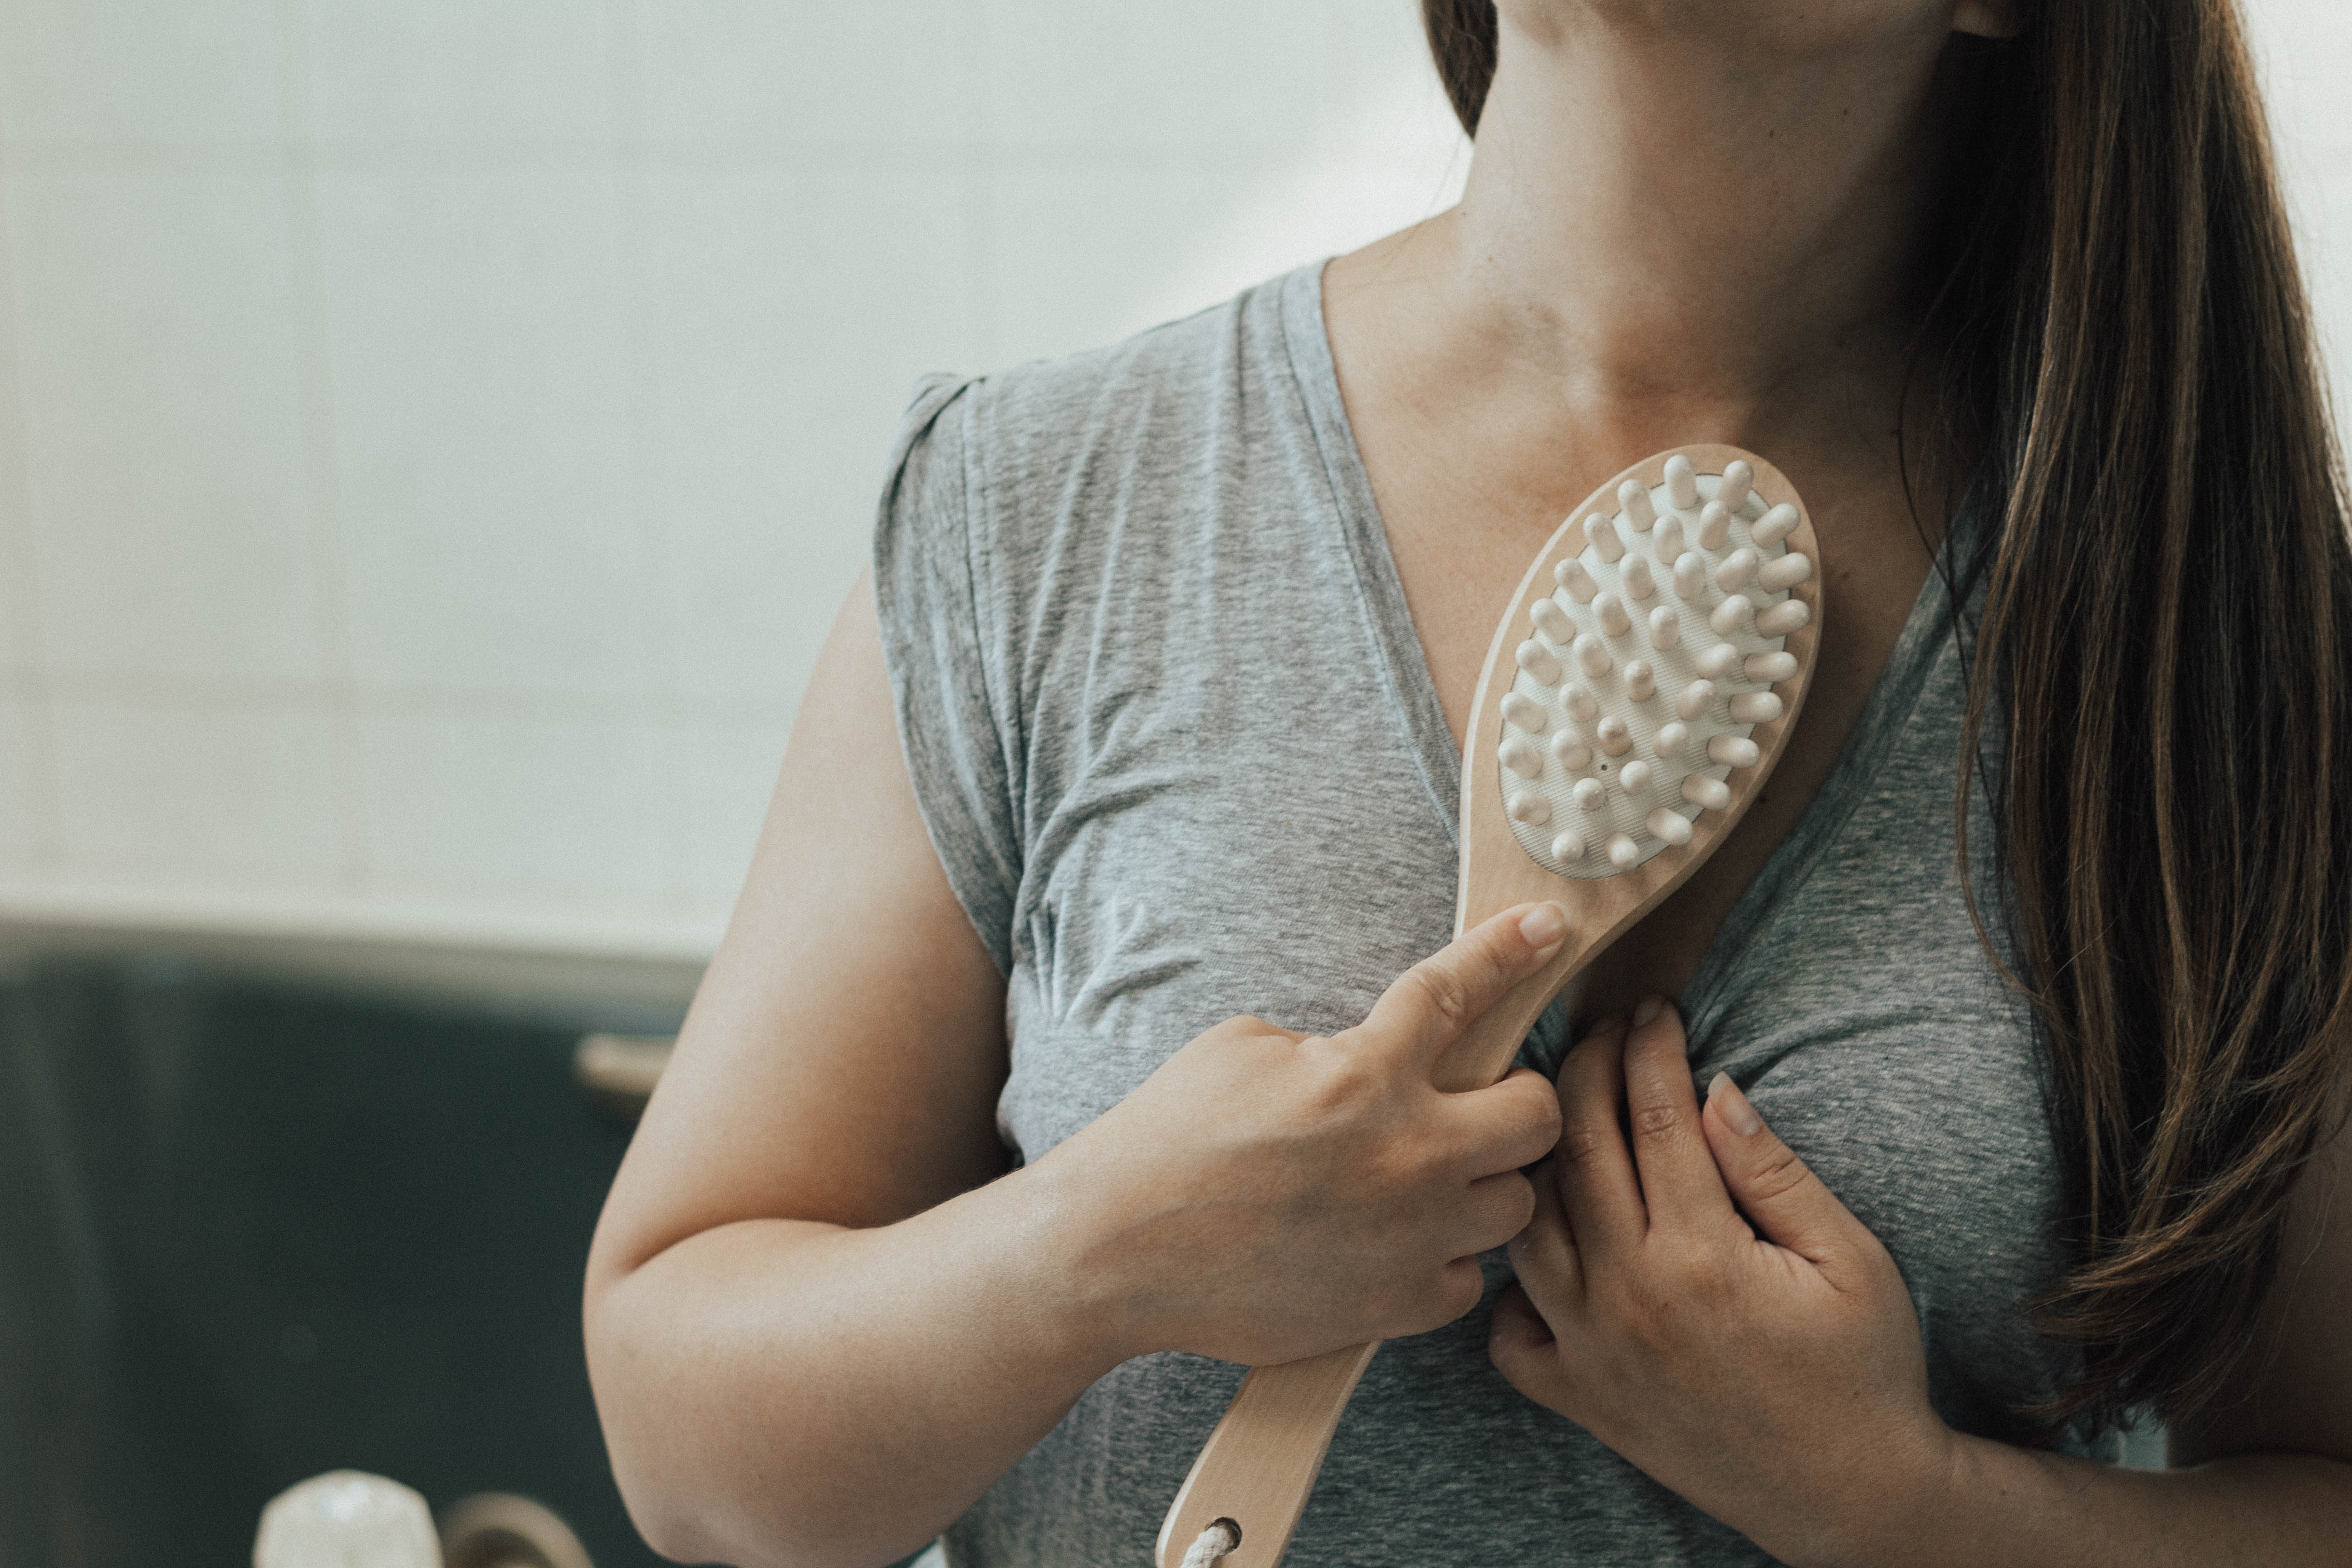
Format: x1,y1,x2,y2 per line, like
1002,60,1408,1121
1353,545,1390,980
0,1,2340,1564
0,953,663,1563
436,1490,596,1568
570,1033,671,1124
253,1472,440,1568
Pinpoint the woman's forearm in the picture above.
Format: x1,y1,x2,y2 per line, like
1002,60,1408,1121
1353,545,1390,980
1839,1432,2352,1568
585,909,1573,1565
586,1159,1131,1568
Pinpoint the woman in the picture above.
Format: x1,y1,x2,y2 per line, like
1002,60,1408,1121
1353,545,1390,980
584,2,2352,1564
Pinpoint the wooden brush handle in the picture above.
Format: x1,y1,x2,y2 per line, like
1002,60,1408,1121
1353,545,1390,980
1154,957,1586,1567
1159,443,1819,1567
1154,1342,1379,1568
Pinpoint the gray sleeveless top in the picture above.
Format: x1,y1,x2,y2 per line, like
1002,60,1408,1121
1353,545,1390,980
872,263,2109,1567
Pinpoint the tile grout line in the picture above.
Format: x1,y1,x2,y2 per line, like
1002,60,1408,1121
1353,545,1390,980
0,874,725,965
0,137,1337,184
0,153,65,871
605,0,696,917
27,665,789,730
268,0,372,897
969,0,1002,368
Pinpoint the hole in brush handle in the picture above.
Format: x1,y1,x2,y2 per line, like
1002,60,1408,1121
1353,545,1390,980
1159,1343,1378,1566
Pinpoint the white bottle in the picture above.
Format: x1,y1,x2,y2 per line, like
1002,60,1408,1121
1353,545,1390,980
254,1471,441,1568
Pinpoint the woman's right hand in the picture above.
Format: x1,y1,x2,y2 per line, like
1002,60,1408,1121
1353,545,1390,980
591,578,1573,1568
1037,902,1570,1368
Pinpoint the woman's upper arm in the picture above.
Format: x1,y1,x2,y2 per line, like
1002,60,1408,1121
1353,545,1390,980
2168,1090,2352,1467
589,569,1011,1283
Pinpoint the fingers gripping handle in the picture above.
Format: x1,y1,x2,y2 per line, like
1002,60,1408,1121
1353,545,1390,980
1156,965,1580,1565
1430,941,1584,1094
1154,1342,1380,1568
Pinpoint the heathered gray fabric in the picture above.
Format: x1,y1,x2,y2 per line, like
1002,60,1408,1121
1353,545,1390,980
872,263,2113,1568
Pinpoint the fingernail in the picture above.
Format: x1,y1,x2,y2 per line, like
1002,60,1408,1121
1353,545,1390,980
1518,902,1568,952
1632,995,1665,1026
1708,1071,1764,1137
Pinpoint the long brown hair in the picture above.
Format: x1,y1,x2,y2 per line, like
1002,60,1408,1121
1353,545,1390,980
1422,0,2352,1433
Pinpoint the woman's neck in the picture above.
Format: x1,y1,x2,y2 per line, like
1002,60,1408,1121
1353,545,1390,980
1363,4,1963,461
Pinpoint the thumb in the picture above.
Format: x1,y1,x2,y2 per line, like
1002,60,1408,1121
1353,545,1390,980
1486,1281,1557,1384
1352,902,1568,1068
1701,1073,1863,1267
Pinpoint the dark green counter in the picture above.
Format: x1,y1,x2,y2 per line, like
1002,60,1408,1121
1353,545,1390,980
0,953,674,1567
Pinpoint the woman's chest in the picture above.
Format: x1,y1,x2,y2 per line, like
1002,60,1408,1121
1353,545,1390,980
994,492,2069,1403
1004,726,2072,1422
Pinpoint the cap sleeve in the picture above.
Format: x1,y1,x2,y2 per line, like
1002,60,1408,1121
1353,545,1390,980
871,373,1020,976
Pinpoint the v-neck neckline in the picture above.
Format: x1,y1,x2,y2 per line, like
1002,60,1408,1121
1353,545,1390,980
1278,264,1465,840
1275,259,1983,1050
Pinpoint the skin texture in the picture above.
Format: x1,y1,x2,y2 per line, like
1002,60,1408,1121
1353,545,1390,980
1323,0,1987,1019
585,2,2350,1563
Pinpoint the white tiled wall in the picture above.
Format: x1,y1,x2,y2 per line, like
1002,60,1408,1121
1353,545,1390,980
0,2,2345,963
2257,4,2352,415
0,0,1470,958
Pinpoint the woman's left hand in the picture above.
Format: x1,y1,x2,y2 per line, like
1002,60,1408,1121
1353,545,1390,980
1490,1000,1957,1568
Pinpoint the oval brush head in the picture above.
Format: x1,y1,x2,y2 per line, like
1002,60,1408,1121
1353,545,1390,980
1493,451,1811,880
1159,446,1822,1568
1450,445,1820,1026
